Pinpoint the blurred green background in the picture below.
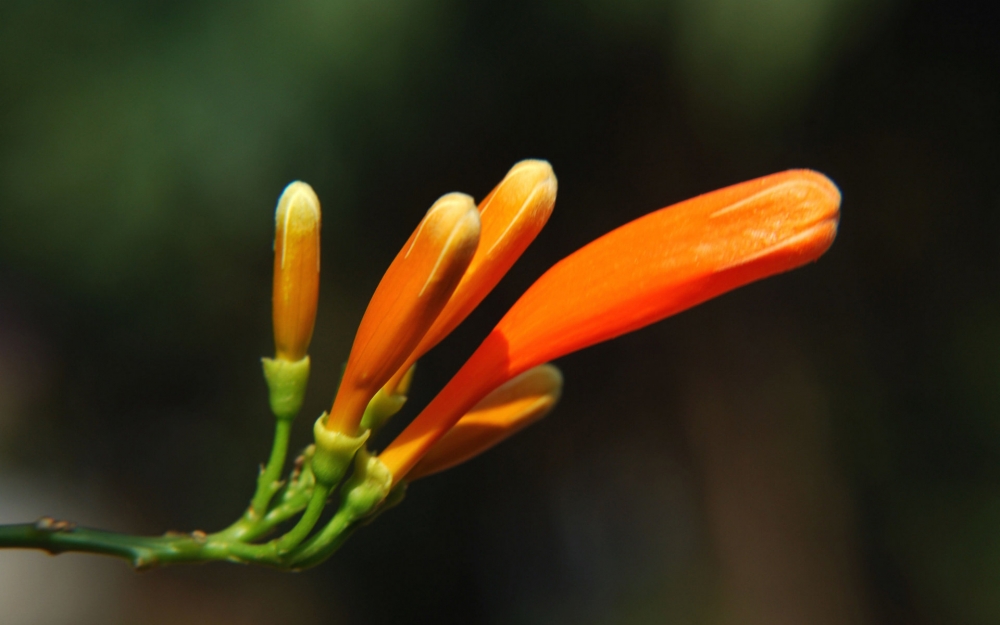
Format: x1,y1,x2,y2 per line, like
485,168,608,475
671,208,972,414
0,1,997,623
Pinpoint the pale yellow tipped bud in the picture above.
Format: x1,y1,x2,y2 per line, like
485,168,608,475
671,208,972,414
406,364,562,480
326,193,481,434
272,181,321,362
394,362,416,396
359,364,416,433
383,160,557,394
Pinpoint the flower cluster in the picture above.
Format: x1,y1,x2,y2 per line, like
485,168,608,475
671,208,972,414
0,160,839,570
281,161,840,498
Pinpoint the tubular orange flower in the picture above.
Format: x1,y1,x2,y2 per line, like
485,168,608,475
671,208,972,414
326,193,481,435
383,159,557,394
272,181,321,362
407,363,563,480
379,169,841,479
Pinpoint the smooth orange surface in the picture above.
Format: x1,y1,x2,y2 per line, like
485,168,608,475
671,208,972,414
326,193,480,434
272,182,321,362
407,364,562,480
380,169,841,479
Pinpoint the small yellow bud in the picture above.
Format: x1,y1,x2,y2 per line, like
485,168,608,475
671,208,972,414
406,364,562,480
359,364,416,433
394,362,416,396
326,193,480,434
272,181,321,362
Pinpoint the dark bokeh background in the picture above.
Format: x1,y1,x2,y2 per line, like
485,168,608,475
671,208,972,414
1,1,998,623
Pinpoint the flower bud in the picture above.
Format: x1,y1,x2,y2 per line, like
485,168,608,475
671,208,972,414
407,364,562,480
326,193,480,434
272,181,321,362
383,160,556,394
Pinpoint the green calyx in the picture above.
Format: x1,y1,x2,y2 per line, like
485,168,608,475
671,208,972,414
311,415,370,487
262,356,311,421
341,449,393,520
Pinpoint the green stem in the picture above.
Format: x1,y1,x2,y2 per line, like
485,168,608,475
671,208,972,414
275,483,330,553
216,419,296,542
287,508,356,569
234,464,316,543
0,522,224,569
251,418,294,515
0,520,337,570
0,475,364,570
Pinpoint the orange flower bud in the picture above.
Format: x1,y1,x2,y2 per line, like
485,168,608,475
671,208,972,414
407,364,562,480
272,181,321,362
379,169,841,479
383,160,557,393
326,193,481,435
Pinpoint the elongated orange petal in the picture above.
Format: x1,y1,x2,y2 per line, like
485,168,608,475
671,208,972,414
326,193,480,434
380,169,840,478
383,160,557,393
272,181,321,362
407,364,562,480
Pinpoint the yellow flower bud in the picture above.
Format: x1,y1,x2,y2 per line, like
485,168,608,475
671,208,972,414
325,193,480,435
406,364,562,480
359,364,416,433
272,181,321,362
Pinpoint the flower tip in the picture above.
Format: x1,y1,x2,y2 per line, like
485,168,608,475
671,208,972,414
774,169,841,263
787,169,841,219
423,192,480,255
415,192,481,296
276,181,321,234
483,159,557,225
508,158,557,196
427,191,476,216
